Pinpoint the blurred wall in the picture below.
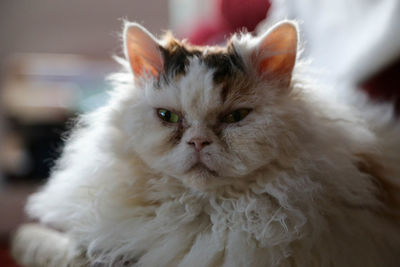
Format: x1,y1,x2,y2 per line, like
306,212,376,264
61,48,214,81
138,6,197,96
0,0,169,67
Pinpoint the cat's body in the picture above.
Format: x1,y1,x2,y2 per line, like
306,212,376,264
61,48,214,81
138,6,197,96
12,21,400,267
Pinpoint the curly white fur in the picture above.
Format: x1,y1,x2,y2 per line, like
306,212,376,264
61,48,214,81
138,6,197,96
13,21,400,267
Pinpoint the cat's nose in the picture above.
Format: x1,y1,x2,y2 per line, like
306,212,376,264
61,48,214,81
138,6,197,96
187,138,212,151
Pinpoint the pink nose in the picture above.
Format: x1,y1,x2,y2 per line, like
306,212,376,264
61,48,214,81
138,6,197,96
187,138,212,151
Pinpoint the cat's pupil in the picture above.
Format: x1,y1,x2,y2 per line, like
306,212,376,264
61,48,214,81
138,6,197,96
162,110,171,120
233,110,242,121
222,109,251,123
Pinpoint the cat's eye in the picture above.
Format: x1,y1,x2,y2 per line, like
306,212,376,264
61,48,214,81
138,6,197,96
222,109,251,123
157,108,180,123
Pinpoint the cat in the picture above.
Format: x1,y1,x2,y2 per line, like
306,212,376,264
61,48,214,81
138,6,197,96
12,20,400,267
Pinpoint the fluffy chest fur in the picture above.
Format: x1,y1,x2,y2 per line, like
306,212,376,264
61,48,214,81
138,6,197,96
15,21,400,267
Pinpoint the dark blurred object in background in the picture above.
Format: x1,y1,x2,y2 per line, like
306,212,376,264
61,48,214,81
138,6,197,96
361,57,400,115
0,54,115,182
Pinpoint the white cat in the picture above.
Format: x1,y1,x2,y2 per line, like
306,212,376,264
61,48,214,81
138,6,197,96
12,21,400,267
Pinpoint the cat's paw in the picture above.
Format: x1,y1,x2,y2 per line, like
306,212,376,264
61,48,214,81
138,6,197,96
11,223,86,267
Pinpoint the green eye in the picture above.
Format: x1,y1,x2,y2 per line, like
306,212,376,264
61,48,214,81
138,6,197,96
222,109,251,123
157,108,180,123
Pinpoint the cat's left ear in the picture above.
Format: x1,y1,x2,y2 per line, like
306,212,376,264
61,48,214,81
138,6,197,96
124,23,164,79
252,21,298,85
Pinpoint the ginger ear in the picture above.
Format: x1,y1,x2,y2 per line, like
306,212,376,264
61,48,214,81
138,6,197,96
124,23,164,78
253,21,298,84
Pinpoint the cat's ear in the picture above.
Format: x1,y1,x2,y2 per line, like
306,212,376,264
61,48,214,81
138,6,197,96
124,23,164,79
252,21,298,85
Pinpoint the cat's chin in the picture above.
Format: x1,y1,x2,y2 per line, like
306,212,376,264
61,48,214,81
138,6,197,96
188,163,219,177
179,164,232,191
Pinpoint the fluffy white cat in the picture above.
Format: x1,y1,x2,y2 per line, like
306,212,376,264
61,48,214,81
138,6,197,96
12,21,400,267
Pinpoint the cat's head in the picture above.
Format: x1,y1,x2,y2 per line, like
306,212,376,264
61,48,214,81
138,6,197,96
114,21,300,190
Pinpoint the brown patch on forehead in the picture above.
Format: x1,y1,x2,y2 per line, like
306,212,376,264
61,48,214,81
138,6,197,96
202,43,245,84
205,46,251,103
159,34,245,92
159,33,201,79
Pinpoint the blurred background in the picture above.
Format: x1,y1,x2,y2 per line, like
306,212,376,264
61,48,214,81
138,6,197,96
0,0,399,266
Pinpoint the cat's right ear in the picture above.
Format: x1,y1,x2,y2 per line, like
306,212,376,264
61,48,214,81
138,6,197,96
124,23,164,79
250,21,298,86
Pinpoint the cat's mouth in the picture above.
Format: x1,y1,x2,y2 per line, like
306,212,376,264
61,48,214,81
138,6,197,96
188,162,219,177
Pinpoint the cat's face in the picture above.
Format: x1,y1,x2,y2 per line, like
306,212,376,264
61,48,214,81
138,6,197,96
117,22,298,190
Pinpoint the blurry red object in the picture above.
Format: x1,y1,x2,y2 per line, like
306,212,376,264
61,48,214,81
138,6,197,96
0,244,21,267
189,0,270,45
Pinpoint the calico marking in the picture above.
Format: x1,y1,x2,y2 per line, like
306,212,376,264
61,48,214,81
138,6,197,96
159,35,245,103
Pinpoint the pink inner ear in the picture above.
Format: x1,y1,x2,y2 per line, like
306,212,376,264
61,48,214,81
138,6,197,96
130,54,159,78
125,24,164,79
259,52,296,76
254,22,298,79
